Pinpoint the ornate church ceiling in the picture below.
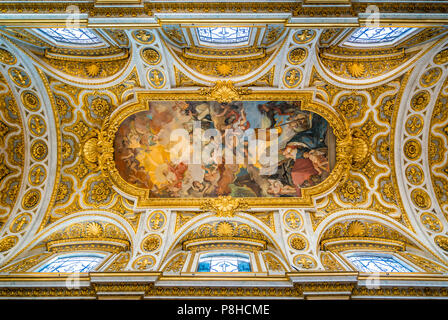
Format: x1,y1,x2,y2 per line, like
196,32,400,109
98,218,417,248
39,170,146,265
0,0,448,300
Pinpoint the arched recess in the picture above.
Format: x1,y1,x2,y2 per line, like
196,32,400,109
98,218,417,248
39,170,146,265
159,213,290,274
0,34,59,267
315,211,448,273
315,27,448,86
158,25,289,86
394,35,448,261
0,28,133,86
0,211,135,272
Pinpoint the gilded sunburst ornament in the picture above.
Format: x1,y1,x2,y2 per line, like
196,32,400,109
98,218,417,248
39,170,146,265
216,222,234,237
85,63,101,77
347,62,365,78
215,63,232,76
85,222,103,237
347,221,366,237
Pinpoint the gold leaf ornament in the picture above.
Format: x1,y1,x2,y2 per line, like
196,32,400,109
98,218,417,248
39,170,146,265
347,221,366,237
85,63,101,77
199,81,251,104
215,63,232,77
142,235,161,252
201,196,249,218
0,236,18,252
347,62,365,78
85,222,104,237
435,235,448,251
216,221,235,237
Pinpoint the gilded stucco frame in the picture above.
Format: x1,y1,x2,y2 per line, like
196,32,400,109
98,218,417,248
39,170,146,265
90,85,353,208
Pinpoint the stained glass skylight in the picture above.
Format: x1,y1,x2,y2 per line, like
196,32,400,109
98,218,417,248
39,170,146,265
346,253,415,273
38,28,101,45
346,27,414,45
197,27,250,45
197,252,251,272
37,254,105,272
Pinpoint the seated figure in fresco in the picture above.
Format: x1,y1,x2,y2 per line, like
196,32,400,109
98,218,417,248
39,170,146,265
303,149,329,175
266,179,298,197
280,144,319,189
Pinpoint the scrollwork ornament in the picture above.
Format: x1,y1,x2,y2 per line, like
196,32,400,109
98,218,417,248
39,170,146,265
198,81,251,104
164,253,187,272
201,196,248,218
105,252,130,271
321,252,345,271
262,253,284,272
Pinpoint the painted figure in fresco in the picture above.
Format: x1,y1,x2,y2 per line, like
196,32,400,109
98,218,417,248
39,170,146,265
113,100,333,198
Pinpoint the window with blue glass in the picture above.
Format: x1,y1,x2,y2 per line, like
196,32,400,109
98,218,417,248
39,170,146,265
38,28,101,45
197,252,251,272
37,253,105,272
197,27,250,45
346,27,414,45
346,253,415,272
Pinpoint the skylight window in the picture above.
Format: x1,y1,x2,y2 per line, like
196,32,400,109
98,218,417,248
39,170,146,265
197,252,251,272
346,253,415,273
197,27,250,45
38,28,101,45
37,253,105,272
346,27,414,46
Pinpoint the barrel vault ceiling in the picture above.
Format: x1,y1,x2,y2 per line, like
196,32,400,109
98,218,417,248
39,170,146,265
0,0,447,299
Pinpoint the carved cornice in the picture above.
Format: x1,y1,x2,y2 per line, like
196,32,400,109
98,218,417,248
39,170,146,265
1,272,448,298
1,2,448,26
